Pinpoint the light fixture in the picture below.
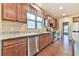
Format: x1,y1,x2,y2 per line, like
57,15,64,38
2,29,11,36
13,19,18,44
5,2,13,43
37,3,42,6
62,13,66,16
48,16,50,19
59,6,63,10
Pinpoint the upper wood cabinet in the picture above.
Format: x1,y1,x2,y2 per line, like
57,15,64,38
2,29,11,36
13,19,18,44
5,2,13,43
2,3,17,21
17,4,29,23
73,17,79,22
2,3,54,24
37,11,43,18
29,5,37,15
49,18,57,29
2,3,29,23
54,19,57,29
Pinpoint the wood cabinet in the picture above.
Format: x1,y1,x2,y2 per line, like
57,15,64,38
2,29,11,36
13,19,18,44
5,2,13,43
29,5,37,14
37,11,43,18
73,17,79,22
17,4,29,23
3,45,16,56
2,3,17,21
49,18,57,29
39,33,52,50
2,3,29,23
54,19,57,29
2,37,28,56
18,42,27,56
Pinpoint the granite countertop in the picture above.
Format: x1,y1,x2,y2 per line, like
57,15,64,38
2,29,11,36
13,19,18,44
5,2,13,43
0,32,51,40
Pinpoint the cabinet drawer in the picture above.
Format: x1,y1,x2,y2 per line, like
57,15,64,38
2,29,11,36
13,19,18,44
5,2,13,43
17,37,27,43
2,39,18,47
2,37,27,47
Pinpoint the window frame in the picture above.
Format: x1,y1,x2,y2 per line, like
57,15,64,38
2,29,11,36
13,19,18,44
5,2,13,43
36,15,43,29
27,12,44,29
44,19,48,27
27,12,37,29
27,20,36,29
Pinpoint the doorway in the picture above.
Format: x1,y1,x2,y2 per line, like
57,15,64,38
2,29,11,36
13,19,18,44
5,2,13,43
62,22,69,48
63,22,69,35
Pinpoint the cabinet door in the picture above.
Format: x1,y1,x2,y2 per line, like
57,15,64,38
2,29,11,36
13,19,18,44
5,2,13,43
3,45,17,56
18,42,27,56
46,33,52,43
3,42,28,56
17,4,29,22
73,17,79,22
39,33,52,50
37,11,43,18
2,3,17,21
39,34,47,50
17,37,28,56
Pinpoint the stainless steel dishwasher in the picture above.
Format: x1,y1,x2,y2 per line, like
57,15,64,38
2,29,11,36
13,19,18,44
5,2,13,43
28,35,39,56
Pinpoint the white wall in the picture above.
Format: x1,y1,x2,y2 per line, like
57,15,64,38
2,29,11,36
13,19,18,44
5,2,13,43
58,15,79,41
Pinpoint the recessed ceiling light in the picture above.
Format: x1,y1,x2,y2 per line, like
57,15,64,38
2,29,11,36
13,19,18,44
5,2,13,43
37,3,42,6
62,13,66,16
59,6,63,10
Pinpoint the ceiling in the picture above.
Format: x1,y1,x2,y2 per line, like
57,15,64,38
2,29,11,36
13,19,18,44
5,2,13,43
36,3,79,19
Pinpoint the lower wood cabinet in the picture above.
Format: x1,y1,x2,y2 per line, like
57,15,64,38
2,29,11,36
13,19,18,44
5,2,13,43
39,33,52,50
2,37,28,56
16,42,27,56
2,33,52,56
3,44,16,56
